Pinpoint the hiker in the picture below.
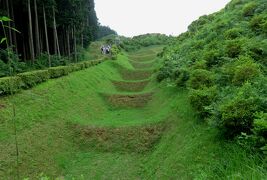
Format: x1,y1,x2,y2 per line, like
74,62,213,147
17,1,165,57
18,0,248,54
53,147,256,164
100,45,111,55
100,45,105,54
106,46,110,54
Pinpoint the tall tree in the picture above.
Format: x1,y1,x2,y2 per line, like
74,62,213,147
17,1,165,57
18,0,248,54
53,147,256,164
28,0,35,62
43,3,51,67
34,0,41,56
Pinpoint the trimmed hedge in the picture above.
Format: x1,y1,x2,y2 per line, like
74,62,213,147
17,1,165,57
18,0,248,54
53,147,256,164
0,59,104,95
48,66,73,78
18,70,50,88
0,77,23,95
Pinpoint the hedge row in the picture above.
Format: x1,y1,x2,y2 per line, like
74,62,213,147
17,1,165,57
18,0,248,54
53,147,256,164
0,59,104,95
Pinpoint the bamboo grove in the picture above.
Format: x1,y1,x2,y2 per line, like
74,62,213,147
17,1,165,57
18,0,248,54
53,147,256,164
0,0,100,66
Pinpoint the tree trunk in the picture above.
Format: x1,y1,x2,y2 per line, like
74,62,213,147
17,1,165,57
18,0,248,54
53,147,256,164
28,0,35,62
43,4,51,67
34,0,41,56
6,0,13,47
66,27,71,59
81,33,83,48
10,0,18,54
22,40,26,61
73,26,77,62
53,7,60,57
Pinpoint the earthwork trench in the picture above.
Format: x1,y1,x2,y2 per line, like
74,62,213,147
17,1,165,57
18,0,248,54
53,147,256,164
75,50,165,154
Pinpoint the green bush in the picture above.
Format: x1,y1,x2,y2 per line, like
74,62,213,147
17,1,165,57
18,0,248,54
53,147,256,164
242,2,257,17
175,68,190,87
111,45,121,60
224,28,243,40
189,86,218,118
157,68,171,82
246,40,267,64
0,76,22,95
158,0,267,151
18,70,50,88
203,49,222,67
250,14,267,33
232,56,261,85
219,83,260,137
0,60,9,77
225,39,244,58
254,112,267,139
48,66,72,79
83,61,94,68
187,69,215,89
73,62,86,71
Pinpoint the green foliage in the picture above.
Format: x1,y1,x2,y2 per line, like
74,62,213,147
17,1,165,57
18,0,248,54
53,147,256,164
111,45,121,60
48,66,73,79
232,56,260,85
0,59,104,95
188,69,215,89
253,112,267,153
97,25,117,39
175,68,190,87
203,49,222,67
121,34,173,52
254,112,267,139
250,14,267,34
225,39,244,58
224,28,243,40
0,76,22,95
189,86,217,118
18,70,50,88
158,0,267,151
242,2,258,17
218,83,260,137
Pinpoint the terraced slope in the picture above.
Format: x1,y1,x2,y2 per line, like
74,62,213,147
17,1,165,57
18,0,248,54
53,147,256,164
0,46,265,179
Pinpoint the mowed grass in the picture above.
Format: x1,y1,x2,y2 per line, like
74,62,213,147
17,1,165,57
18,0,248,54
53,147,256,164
0,46,266,179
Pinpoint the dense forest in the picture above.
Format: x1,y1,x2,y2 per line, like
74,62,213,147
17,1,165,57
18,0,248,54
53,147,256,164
158,0,267,153
0,0,116,77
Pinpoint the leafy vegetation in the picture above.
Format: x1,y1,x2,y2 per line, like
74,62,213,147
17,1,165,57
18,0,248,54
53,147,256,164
158,0,267,154
120,33,174,52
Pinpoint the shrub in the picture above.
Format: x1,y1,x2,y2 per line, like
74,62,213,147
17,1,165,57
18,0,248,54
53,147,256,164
189,86,218,118
175,68,190,87
157,67,171,82
219,83,260,138
246,40,267,64
242,2,257,17
232,56,261,85
225,39,244,58
224,28,243,40
191,60,207,70
83,61,94,68
187,69,215,89
18,70,50,88
0,76,22,95
157,60,176,82
73,62,86,71
254,112,267,140
0,60,9,77
203,49,221,67
250,14,267,33
48,66,72,79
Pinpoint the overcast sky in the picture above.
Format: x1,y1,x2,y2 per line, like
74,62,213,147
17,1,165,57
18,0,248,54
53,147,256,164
95,0,231,37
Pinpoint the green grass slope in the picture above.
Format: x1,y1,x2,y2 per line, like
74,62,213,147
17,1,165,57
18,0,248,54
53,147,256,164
0,46,265,179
